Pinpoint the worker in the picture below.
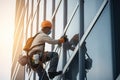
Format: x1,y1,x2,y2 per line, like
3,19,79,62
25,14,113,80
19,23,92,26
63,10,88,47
28,20,67,80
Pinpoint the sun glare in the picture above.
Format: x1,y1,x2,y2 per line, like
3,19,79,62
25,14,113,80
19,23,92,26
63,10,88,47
0,0,15,79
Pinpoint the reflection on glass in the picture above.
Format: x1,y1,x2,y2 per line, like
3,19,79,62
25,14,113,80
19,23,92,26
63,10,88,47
86,3,113,80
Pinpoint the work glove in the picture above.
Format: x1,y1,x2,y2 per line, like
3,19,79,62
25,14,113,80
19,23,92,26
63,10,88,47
58,35,68,43
61,35,68,42
58,38,65,43
63,35,68,42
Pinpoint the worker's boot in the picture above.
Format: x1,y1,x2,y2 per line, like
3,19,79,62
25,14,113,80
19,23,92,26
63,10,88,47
48,71,62,79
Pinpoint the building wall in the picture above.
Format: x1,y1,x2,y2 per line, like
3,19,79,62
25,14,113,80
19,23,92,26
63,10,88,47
85,1,113,80
56,0,113,80
11,0,120,80
11,0,25,80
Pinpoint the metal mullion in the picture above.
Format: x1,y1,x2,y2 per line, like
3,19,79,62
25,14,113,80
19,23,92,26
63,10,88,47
12,27,24,66
12,0,42,79
13,64,20,80
33,72,36,80
63,0,67,80
12,7,26,77
15,0,22,15
26,0,42,79
14,2,27,38
15,0,22,26
51,0,55,51
28,70,34,80
53,2,79,57
51,0,62,21
43,0,46,20
26,0,42,37
36,0,40,33
26,0,29,41
62,0,108,76
79,0,85,79
45,2,79,73
62,3,79,36
11,62,19,80
50,0,62,50
45,0,79,69
31,0,36,79
23,5,29,79
11,28,24,79
12,1,27,57
30,0,34,37
25,0,42,79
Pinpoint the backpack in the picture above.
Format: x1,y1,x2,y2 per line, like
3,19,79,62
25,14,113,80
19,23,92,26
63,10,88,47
23,33,40,52
18,33,40,66
19,33,45,66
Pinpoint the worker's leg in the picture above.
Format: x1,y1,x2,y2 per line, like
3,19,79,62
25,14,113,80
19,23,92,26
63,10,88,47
36,65,49,80
46,52,62,79
46,52,58,72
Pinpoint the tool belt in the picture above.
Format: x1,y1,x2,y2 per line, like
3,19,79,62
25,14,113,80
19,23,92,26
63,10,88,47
28,50,47,71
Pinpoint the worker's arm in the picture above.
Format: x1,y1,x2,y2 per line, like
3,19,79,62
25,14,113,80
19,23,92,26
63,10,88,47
41,34,60,44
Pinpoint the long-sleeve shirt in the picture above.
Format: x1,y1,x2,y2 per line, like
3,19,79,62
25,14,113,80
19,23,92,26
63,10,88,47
28,31,59,55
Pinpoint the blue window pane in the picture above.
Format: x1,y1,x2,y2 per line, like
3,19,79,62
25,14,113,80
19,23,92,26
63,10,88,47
84,0,104,30
46,0,52,20
63,1,113,80
67,0,78,21
86,3,113,80
65,9,79,61
55,1,63,39
55,0,64,70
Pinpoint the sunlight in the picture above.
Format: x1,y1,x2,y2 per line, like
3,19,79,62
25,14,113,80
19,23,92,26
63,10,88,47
0,0,15,79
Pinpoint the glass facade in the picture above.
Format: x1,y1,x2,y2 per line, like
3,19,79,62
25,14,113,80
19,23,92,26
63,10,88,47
86,2,113,80
12,0,120,80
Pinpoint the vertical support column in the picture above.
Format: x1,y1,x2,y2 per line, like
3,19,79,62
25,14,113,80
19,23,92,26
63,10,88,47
25,1,29,79
36,0,40,33
31,0,36,80
63,0,67,80
51,0,55,51
79,0,85,80
33,72,36,80
26,0,29,40
43,0,46,20
31,0,34,37
110,0,120,79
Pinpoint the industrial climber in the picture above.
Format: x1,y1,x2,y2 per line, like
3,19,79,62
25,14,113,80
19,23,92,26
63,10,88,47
28,20,67,80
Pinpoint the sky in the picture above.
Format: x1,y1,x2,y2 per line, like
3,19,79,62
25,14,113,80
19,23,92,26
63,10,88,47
0,0,15,80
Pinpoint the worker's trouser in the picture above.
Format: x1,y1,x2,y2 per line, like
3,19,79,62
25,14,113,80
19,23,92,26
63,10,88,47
36,52,59,80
